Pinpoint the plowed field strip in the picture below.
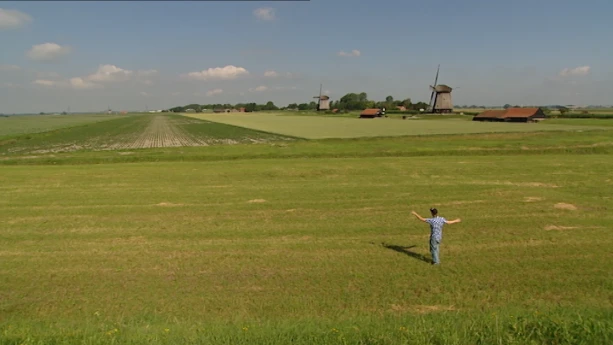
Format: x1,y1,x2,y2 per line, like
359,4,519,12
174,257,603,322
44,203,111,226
1,114,295,155
118,116,208,149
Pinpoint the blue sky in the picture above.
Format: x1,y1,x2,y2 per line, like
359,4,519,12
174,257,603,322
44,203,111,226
1,0,612,113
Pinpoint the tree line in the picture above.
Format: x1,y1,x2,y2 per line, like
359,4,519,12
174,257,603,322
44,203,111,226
168,92,431,113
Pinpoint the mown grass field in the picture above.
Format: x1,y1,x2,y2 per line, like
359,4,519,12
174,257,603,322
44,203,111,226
0,114,120,138
185,112,608,139
1,115,612,344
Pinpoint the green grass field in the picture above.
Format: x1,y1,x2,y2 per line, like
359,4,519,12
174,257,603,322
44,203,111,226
185,112,609,139
0,114,121,138
1,114,612,344
0,114,294,156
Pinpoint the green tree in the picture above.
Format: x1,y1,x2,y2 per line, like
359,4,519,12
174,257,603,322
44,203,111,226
263,101,278,111
409,101,429,111
244,103,258,112
338,92,371,110
185,104,202,112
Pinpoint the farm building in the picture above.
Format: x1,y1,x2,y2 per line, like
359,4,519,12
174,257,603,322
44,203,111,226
472,110,507,122
359,108,382,118
473,108,546,123
503,108,546,122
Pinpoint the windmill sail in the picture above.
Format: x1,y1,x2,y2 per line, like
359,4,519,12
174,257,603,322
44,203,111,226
428,65,440,112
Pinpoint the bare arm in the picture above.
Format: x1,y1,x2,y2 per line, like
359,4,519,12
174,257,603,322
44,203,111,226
411,211,427,222
445,218,462,224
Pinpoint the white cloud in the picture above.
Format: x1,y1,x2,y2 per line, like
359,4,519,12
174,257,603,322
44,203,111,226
0,8,32,30
272,86,298,91
32,79,58,87
80,64,157,84
0,64,21,71
254,7,275,21
87,64,133,82
140,91,149,97
183,65,249,81
69,77,99,89
559,66,591,77
32,77,99,90
32,64,155,91
338,49,361,57
249,85,268,92
206,88,223,96
324,90,331,95
137,69,158,77
26,43,72,61
264,70,295,78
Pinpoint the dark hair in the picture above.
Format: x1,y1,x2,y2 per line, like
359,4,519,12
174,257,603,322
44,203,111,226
430,208,438,215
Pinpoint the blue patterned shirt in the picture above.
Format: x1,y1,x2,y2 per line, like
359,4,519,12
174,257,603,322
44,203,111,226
426,216,447,242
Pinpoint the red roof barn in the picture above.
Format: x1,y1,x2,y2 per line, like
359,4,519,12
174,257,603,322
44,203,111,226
473,108,546,122
472,110,506,122
359,108,382,118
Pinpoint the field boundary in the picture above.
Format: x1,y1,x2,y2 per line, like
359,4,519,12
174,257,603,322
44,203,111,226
183,112,611,139
179,113,308,139
2,142,612,166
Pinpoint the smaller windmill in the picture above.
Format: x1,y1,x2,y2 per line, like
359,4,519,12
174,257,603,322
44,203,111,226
313,84,330,111
428,65,454,114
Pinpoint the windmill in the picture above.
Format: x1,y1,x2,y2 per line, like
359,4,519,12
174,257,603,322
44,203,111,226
313,84,330,111
428,65,454,114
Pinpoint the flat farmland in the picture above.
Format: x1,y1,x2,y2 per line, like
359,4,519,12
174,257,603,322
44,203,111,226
1,113,613,344
0,114,294,155
1,154,612,344
0,114,121,138
185,112,608,139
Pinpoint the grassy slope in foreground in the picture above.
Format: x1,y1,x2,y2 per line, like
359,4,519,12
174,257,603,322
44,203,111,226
185,112,608,139
1,155,612,344
0,114,121,138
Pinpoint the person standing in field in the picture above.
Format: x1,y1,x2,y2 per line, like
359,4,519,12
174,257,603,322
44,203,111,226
411,208,461,265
